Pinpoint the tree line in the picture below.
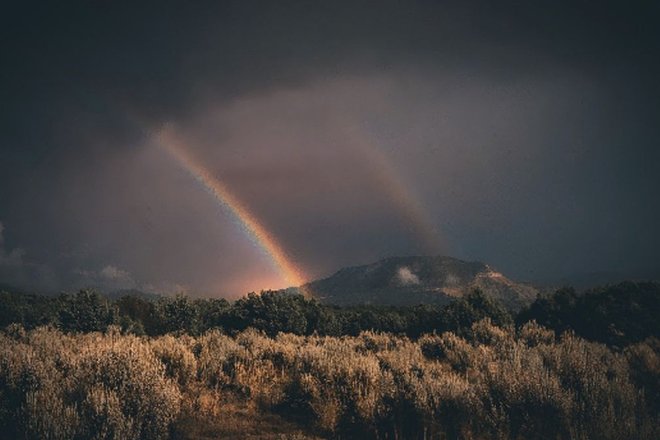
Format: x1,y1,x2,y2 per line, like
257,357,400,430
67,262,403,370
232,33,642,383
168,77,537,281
0,281,658,347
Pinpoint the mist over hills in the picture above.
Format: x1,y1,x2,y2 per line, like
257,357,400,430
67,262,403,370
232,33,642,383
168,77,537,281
303,255,540,310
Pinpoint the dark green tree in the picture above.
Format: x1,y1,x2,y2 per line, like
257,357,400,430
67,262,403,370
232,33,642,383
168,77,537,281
157,294,201,335
58,289,117,332
441,289,512,336
230,291,308,336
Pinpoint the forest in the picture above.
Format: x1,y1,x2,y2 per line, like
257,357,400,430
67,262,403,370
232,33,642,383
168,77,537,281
0,282,658,439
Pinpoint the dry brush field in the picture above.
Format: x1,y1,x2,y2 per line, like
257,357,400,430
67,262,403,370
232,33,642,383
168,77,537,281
0,320,658,439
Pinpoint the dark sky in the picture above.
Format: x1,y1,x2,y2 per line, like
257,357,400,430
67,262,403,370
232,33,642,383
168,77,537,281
1,1,659,296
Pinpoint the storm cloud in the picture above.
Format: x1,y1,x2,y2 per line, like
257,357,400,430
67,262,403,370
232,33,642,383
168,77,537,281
1,1,659,296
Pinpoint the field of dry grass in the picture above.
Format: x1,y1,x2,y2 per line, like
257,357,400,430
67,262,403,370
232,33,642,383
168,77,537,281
0,320,657,439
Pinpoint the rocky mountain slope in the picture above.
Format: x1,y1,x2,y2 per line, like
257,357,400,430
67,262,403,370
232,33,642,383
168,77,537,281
304,256,539,310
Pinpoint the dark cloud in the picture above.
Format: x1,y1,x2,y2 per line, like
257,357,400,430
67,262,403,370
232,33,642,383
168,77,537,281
1,1,659,295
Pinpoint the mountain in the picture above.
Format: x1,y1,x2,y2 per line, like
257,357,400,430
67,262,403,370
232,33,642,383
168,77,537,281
105,289,164,302
303,256,539,310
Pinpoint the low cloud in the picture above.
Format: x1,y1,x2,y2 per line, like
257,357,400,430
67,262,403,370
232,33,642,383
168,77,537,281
100,265,132,282
72,265,137,292
396,266,420,286
0,221,144,293
0,221,58,290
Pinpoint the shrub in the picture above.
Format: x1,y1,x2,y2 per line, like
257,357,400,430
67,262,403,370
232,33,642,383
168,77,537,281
0,327,181,440
0,321,657,439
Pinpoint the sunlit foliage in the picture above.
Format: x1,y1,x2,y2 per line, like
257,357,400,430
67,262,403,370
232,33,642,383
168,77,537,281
0,320,657,439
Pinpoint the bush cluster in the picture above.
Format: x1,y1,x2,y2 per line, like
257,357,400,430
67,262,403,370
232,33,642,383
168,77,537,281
0,326,181,440
0,321,657,439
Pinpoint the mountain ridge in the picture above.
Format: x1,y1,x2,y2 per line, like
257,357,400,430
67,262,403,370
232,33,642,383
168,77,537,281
302,255,539,310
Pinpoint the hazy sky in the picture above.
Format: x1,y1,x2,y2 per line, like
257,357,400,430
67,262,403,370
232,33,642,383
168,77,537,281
1,1,659,296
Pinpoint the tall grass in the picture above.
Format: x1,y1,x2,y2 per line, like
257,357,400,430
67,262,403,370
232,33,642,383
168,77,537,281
0,321,657,439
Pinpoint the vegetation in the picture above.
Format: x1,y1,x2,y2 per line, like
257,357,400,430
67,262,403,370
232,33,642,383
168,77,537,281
1,281,658,347
0,321,657,439
0,288,514,339
0,281,657,439
517,282,660,348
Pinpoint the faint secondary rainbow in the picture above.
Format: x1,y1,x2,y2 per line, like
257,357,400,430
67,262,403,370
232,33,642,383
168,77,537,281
344,122,445,255
156,128,309,295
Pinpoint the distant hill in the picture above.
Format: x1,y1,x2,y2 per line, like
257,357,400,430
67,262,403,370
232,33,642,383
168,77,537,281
0,283,163,302
538,270,660,290
105,289,163,302
0,282,28,295
304,256,539,310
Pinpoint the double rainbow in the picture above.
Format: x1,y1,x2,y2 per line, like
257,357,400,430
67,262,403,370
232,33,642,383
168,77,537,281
156,122,443,297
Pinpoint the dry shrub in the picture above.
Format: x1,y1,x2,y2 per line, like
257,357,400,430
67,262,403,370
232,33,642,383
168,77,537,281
0,327,181,440
469,319,648,440
195,329,245,389
231,329,293,406
422,369,476,438
471,318,513,347
538,332,645,440
290,338,391,434
518,320,556,346
79,385,134,440
625,338,660,408
23,389,80,440
0,321,657,440
77,331,182,439
150,335,198,387
420,331,475,372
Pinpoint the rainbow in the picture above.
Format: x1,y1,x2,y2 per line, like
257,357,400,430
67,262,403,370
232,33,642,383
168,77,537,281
156,128,309,295
345,123,444,254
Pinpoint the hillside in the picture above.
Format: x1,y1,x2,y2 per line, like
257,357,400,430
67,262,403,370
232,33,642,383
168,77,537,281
304,256,539,310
